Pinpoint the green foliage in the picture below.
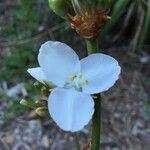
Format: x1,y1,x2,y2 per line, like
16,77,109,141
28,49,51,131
98,0,111,9
101,0,150,52
0,94,27,127
48,0,69,18
102,0,130,34
79,0,111,9
0,0,47,84
0,46,37,84
1,0,45,40
83,0,99,8
0,0,47,123
10,101,27,116
138,0,150,51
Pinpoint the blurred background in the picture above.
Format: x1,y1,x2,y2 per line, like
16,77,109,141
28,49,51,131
0,0,150,149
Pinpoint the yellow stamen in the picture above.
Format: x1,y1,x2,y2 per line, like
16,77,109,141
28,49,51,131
83,80,89,85
69,75,75,81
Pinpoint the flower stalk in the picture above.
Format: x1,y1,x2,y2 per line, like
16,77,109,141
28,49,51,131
86,39,101,150
86,39,99,54
74,133,81,150
91,94,101,150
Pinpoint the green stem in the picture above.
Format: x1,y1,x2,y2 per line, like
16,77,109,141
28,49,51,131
85,39,99,55
85,39,101,150
74,133,81,150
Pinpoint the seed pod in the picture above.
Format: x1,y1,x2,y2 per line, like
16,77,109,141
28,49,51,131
48,0,69,18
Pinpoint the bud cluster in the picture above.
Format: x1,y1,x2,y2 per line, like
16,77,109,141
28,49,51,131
20,81,51,117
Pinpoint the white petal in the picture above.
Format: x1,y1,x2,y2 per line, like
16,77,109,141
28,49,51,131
80,54,121,94
38,41,80,87
27,67,47,84
48,88,94,132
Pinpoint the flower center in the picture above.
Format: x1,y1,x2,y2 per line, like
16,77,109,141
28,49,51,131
65,73,88,91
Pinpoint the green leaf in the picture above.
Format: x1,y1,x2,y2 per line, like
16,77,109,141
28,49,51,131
98,0,111,9
102,0,130,35
48,0,69,18
137,0,150,51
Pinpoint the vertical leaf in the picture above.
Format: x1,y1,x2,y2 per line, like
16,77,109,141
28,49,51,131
137,0,150,51
101,0,130,35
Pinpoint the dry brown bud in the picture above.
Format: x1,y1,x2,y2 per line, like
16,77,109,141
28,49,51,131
70,10,110,40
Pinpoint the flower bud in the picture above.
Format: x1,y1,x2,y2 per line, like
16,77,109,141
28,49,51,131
48,0,69,18
41,86,49,97
35,107,48,117
20,99,35,109
35,99,48,107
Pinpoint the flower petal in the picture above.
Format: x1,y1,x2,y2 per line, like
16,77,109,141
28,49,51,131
80,54,121,94
38,41,80,87
27,67,47,84
48,88,94,132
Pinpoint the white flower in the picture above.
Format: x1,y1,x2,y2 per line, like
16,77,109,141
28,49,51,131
27,41,121,132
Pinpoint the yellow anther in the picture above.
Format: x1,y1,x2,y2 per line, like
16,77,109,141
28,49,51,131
83,80,89,85
69,75,75,81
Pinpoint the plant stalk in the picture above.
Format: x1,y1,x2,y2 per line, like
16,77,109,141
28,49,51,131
85,39,101,150
85,39,99,54
91,94,101,150
74,133,81,150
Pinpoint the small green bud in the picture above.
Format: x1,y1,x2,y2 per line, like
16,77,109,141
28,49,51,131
41,86,49,97
48,0,69,18
35,107,48,117
20,99,35,109
35,99,48,107
33,81,43,91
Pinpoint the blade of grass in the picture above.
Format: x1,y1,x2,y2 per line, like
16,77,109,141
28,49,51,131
101,0,130,35
137,0,150,52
